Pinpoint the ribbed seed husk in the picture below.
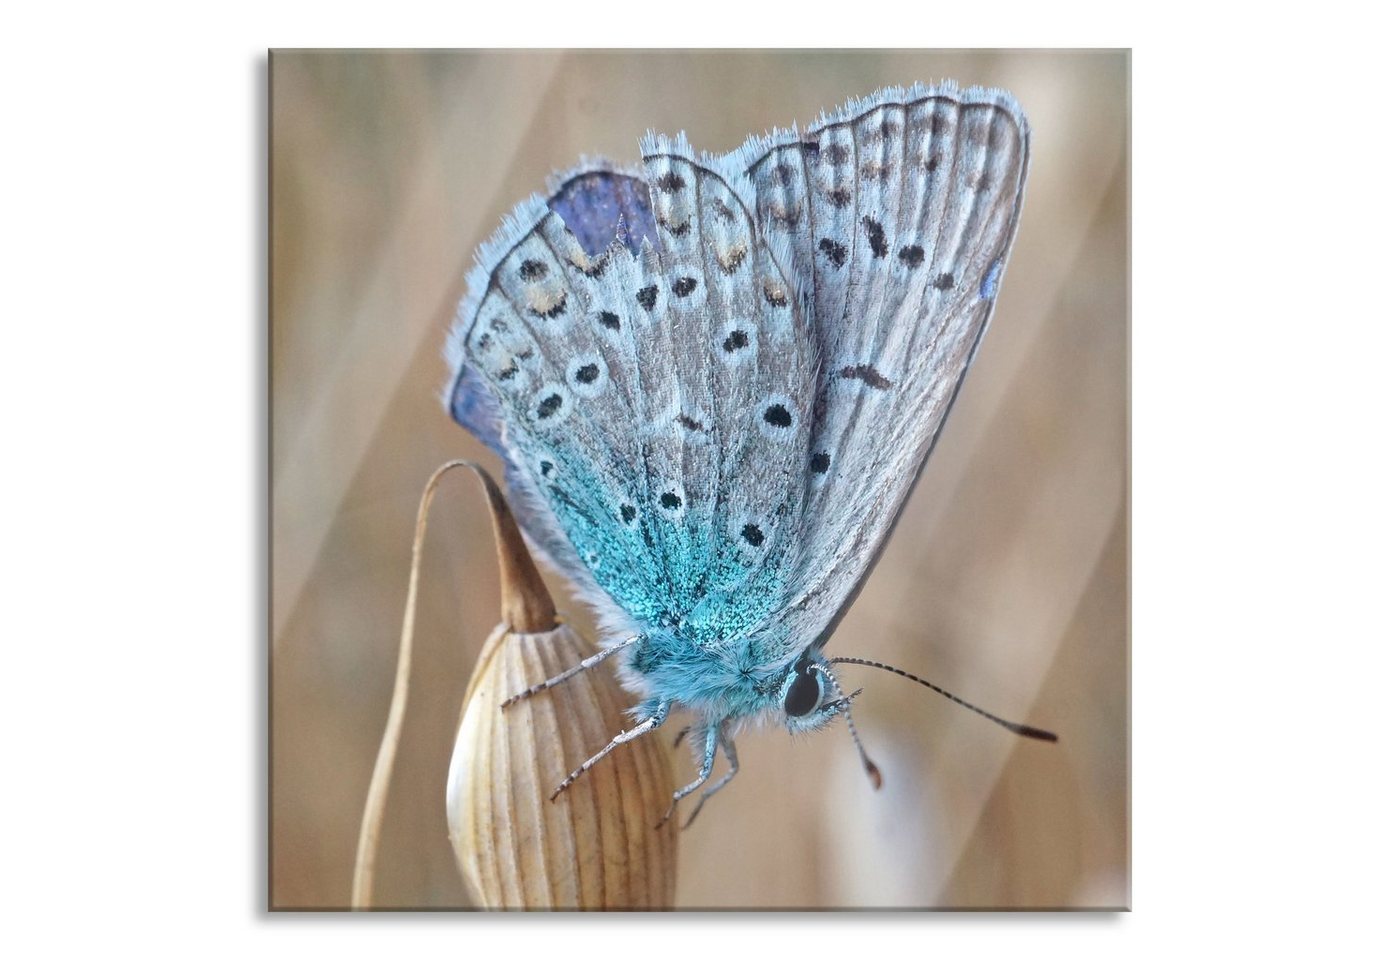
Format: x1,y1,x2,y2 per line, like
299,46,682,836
446,622,679,910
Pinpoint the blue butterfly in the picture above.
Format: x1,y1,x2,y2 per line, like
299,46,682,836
444,81,1056,827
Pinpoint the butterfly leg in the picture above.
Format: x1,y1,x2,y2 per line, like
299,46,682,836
549,699,671,801
681,730,739,830
655,724,718,828
500,634,639,709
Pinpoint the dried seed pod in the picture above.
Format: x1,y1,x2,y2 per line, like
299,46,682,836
446,470,678,910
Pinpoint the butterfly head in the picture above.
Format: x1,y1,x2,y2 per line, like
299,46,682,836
775,653,855,734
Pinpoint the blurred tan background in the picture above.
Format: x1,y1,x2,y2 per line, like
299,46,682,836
270,50,1128,910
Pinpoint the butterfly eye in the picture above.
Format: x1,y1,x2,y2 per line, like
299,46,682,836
783,662,821,717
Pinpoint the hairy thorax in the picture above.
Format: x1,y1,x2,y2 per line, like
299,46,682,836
622,629,785,724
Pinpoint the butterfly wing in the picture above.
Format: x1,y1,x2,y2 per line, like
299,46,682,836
445,150,816,646
720,82,1031,662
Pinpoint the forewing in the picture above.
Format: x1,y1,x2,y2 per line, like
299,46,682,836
722,82,1031,658
445,152,816,645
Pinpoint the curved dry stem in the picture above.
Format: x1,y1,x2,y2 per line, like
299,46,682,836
351,459,477,910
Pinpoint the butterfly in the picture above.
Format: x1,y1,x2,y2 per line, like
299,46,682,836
443,81,1056,828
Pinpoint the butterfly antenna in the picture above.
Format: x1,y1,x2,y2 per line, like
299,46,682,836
812,664,883,790
829,657,1059,742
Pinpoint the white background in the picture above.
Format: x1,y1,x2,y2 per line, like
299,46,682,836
4,1,1397,956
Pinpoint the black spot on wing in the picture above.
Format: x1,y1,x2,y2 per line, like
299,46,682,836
637,285,658,310
764,404,792,428
536,393,563,419
839,364,893,390
818,238,847,268
861,216,888,258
